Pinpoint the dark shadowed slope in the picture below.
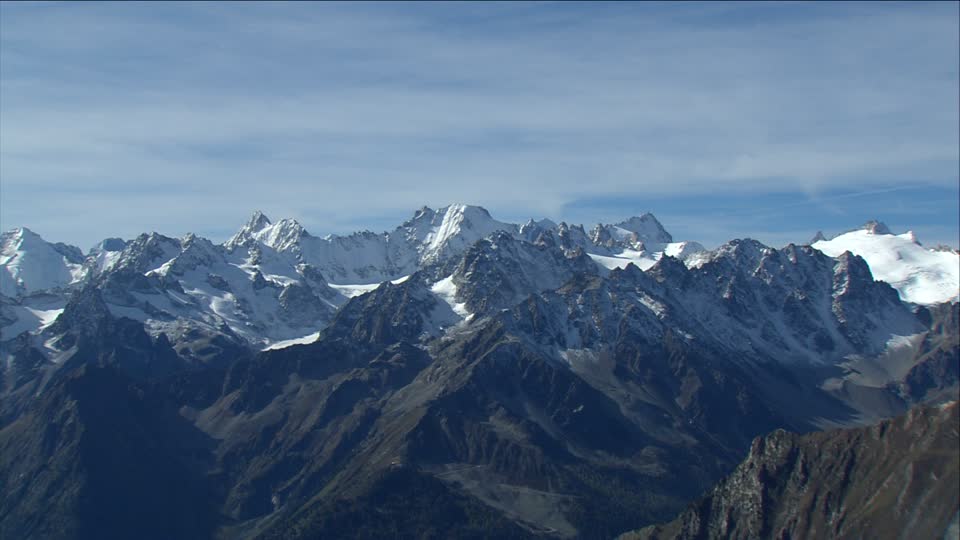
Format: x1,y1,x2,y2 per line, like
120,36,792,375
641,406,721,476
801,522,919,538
622,401,960,540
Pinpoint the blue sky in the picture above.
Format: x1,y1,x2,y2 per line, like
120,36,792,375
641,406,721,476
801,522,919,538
1,1,958,249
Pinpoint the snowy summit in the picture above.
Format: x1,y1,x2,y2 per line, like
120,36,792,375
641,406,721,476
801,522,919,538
813,221,959,305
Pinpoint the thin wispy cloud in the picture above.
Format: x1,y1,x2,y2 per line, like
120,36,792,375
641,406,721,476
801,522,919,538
1,2,957,248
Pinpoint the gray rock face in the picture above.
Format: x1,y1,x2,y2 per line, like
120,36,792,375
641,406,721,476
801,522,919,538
278,283,331,326
622,401,960,540
450,231,598,316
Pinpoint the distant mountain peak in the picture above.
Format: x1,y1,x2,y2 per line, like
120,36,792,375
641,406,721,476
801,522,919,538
226,210,275,250
95,237,127,253
440,203,491,225
445,202,488,214
247,210,272,231
411,206,435,221
523,217,557,229
259,218,308,250
1,226,85,297
418,204,514,264
435,204,497,230
2,226,43,248
814,221,958,304
613,213,674,244
410,203,493,223
860,220,892,235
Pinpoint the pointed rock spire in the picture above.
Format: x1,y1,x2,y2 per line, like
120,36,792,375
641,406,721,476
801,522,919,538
225,210,274,251
246,210,272,231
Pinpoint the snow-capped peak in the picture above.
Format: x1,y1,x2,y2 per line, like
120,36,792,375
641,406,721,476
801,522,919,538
218,205,701,285
3,227,47,254
1,227,85,297
225,210,274,250
423,204,511,258
255,218,307,252
401,204,516,265
814,225,959,305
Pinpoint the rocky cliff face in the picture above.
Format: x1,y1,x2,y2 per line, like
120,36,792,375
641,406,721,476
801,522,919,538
622,401,960,540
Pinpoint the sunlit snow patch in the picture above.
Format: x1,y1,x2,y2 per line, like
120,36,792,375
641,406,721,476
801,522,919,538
430,276,471,318
589,242,705,271
589,250,658,271
262,331,321,351
1,306,64,338
329,275,412,299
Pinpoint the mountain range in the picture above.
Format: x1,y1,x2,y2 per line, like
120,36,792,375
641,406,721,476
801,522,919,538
1,204,957,539
1,205,707,350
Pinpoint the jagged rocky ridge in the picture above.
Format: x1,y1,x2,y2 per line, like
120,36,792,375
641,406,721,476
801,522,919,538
1,204,703,352
620,401,959,540
0,206,957,539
